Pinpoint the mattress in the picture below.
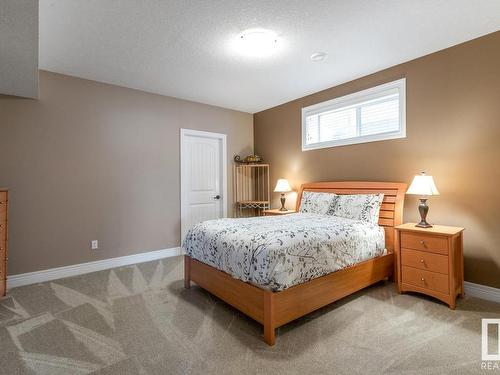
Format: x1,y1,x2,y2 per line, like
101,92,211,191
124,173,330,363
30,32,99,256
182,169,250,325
182,213,385,291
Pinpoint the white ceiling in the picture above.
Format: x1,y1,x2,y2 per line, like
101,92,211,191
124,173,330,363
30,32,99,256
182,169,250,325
39,0,500,113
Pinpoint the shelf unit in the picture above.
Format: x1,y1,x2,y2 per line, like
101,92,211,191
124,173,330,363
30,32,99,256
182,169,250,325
234,164,270,217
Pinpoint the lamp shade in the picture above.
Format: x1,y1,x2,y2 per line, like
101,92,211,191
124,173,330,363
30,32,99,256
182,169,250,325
274,178,292,193
407,172,440,196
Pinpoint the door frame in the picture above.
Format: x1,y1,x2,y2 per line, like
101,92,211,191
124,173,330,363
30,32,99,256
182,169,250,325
180,128,228,242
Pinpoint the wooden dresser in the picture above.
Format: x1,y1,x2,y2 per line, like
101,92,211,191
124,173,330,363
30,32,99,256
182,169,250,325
0,189,8,297
395,223,464,309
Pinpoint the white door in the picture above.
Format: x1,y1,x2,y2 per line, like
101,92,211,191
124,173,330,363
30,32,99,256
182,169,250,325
181,129,227,241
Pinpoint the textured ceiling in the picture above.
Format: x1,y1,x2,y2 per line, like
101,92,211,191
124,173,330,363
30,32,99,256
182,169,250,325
39,0,500,113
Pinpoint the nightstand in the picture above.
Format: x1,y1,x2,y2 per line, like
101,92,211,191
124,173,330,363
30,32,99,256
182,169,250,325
395,223,464,309
263,209,297,216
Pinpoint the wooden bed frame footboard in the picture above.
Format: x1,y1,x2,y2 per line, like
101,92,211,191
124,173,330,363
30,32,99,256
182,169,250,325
184,181,407,345
185,253,394,345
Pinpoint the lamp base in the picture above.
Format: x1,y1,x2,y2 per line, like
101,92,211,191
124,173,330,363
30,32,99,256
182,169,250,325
279,194,287,211
415,222,433,228
415,198,432,228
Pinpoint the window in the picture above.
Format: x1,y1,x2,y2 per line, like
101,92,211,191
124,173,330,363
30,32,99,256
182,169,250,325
302,78,406,151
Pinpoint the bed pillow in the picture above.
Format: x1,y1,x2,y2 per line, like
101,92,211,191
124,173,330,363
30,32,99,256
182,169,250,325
299,191,338,215
332,194,384,224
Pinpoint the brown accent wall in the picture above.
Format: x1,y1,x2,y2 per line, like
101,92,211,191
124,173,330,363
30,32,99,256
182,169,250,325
0,71,253,275
254,31,500,288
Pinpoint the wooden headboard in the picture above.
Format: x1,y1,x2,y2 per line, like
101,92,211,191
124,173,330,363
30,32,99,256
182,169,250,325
295,181,407,252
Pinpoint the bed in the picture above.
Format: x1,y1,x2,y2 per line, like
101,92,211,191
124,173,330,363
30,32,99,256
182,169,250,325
183,181,407,345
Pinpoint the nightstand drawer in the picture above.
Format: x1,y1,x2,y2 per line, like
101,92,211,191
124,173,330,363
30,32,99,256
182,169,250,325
402,266,449,294
400,232,448,255
401,248,448,274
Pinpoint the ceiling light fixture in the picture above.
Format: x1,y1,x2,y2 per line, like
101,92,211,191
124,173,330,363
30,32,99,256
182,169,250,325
310,52,327,62
233,28,279,58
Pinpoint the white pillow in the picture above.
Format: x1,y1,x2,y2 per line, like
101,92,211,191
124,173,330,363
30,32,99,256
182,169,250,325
332,194,384,224
299,192,338,215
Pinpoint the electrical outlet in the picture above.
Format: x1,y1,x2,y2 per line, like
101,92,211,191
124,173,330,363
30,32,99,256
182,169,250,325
91,240,99,250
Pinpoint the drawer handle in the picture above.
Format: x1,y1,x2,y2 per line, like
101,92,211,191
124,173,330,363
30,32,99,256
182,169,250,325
420,258,424,263
421,277,425,282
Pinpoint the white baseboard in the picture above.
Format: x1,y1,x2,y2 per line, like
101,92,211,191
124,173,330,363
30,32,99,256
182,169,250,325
7,247,183,289
464,281,500,304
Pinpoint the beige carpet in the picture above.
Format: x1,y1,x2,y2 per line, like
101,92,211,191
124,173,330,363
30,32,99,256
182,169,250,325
0,255,498,374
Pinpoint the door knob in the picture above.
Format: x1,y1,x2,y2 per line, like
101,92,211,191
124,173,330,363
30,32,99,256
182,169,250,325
213,195,221,200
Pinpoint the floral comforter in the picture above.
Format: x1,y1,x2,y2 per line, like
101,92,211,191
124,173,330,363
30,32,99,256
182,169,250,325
182,213,385,291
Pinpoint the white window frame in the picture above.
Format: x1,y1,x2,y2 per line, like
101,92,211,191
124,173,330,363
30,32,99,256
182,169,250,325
301,78,406,151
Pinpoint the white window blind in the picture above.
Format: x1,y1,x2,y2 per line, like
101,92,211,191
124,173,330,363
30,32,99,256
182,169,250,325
302,79,406,150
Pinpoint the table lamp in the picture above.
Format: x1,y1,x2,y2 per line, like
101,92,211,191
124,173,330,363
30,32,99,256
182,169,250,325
406,172,440,228
274,178,292,211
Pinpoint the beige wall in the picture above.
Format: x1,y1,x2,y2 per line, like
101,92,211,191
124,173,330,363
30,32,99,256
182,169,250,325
0,71,253,275
254,31,500,288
